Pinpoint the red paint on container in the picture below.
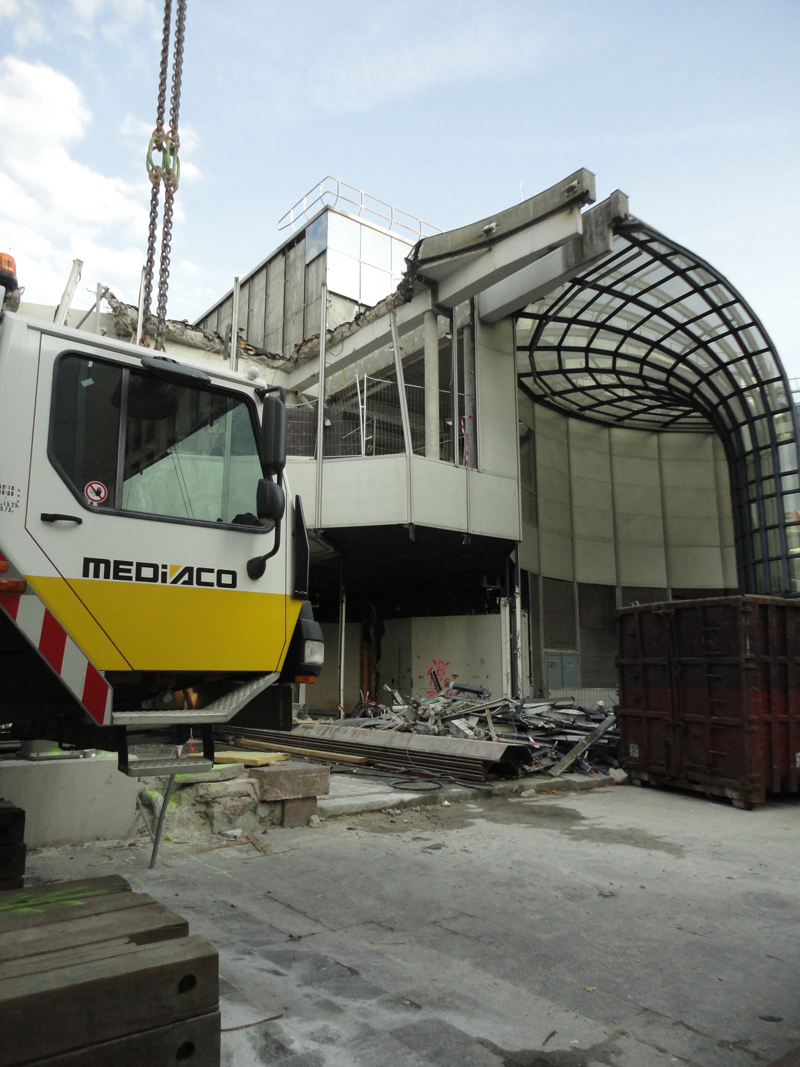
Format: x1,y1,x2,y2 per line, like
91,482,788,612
617,595,800,807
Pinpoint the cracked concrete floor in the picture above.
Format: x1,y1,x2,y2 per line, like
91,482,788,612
25,784,800,1067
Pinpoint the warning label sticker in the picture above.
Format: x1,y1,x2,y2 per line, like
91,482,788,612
84,481,108,504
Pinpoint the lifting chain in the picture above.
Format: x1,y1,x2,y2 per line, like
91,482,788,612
142,0,186,350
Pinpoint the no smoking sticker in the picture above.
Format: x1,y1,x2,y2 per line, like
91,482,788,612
84,480,108,504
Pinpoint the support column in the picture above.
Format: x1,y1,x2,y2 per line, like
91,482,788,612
463,320,476,467
423,310,439,459
337,563,346,719
314,283,327,529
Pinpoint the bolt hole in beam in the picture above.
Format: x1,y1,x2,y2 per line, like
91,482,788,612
517,221,800,595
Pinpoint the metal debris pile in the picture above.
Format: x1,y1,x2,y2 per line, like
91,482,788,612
346,683,619,778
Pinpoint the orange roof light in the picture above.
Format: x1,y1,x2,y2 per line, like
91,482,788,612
0,253,16,275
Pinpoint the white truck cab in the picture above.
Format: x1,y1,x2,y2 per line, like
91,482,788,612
0,297,322,772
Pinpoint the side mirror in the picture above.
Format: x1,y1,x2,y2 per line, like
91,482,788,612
261,394,286,477
257,478,285,524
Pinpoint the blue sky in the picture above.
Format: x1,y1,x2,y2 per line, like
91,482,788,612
1,0,798,370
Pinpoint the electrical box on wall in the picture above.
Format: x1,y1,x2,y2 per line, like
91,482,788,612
546,650,580,689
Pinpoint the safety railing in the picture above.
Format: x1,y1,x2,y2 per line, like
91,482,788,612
286,378,467,462
277,177,441,242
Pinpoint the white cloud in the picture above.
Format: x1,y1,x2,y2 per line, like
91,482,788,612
0,0,158,48
299,15,543,114
0,56,149,305
0,0,46,46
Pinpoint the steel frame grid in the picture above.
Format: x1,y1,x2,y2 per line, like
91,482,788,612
516,220,800,595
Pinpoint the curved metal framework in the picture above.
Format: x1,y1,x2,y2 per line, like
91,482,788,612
516,220,800,595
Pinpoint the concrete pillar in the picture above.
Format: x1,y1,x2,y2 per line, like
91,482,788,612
463,323,476,467
423,310,439,459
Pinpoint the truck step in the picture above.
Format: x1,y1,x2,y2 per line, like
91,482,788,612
123,757,214,778
111,672,280,727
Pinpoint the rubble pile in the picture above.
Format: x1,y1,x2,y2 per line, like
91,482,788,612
346,683,619,778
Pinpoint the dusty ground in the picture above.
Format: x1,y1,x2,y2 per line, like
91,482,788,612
24,784,800,1067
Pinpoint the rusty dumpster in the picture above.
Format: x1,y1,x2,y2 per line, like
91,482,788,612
617,595,800,808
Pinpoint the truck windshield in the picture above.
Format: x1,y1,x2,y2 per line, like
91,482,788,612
50,354,264,528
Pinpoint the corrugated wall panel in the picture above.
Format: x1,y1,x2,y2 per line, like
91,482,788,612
578,582,617,686
304,253,325,339
216,295,233,345
266,254,285,355
283,239,306,357
542,576,575,650
248,267,267,349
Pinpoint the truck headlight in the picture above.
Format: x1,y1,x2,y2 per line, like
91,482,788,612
303,639,324,665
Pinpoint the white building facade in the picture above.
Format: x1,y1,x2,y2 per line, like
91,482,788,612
195,172,794,709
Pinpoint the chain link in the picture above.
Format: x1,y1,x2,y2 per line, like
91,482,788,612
141,0,173,340
154,0,186,351
142,0,186,351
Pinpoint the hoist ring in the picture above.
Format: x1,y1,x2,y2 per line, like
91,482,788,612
146,132,180,189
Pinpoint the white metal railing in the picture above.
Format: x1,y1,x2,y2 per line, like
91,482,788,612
277,177,442,242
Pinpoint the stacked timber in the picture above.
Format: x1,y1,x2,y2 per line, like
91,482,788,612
0,801,25,891
0,875,220,1065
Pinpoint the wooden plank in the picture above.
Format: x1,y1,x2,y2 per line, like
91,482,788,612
0,876,130,916
24,1010,220,1067
0,886,148,936
234,737,368,765
0,934,218,1065
0,900,188,963
213,750,289,767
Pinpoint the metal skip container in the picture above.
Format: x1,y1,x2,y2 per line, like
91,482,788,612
617,596,800,808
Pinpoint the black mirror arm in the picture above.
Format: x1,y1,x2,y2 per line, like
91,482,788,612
256,384,286,403
247,473,284,580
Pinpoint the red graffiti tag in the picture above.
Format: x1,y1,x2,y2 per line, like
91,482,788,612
426,659,451,696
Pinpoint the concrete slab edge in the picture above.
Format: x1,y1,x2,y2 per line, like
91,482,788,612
317,774,615,819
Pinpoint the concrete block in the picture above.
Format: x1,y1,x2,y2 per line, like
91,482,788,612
175,764,245,785
257,801,283,827
282,797,317,827
0,757,137,847
194,779,257,804
249,761,330,802
0,842,26,880
193,777,259,833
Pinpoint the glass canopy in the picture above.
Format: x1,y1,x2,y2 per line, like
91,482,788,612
516,219,800,595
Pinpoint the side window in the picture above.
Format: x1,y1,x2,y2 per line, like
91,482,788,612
51,356,122,508
50,354,263,528
121,369,262,524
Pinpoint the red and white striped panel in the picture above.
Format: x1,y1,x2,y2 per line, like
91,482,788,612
0,591,112,726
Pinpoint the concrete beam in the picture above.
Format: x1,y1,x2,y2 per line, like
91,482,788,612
431,207,584,310
286,288,433,393
477,192,629,323
415,169,595,265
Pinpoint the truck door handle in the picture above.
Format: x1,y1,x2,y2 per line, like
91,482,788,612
41,513,83,524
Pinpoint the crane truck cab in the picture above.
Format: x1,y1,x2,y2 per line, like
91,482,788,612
0,297,323,774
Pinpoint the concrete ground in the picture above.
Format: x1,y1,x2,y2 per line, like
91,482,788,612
24,783,800,1067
